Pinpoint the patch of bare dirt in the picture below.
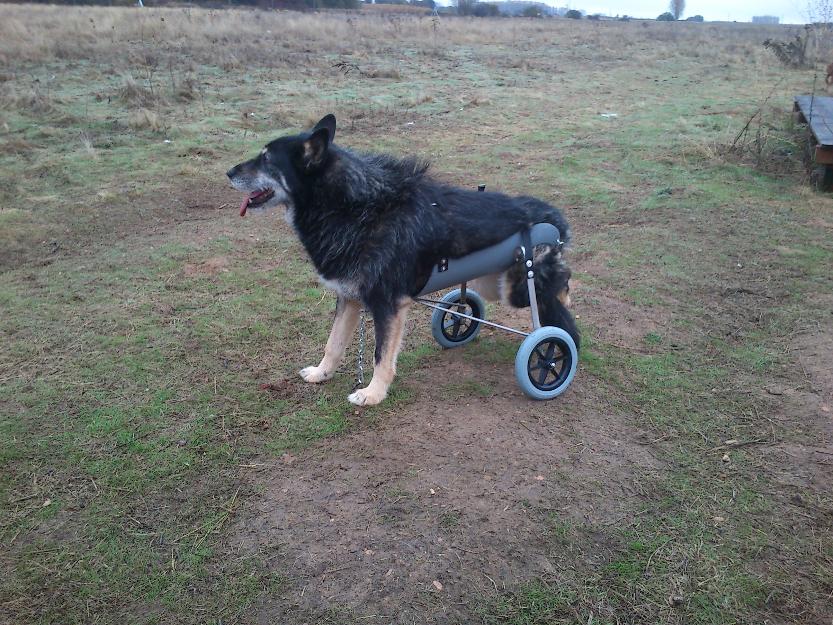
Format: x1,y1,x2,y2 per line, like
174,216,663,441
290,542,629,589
183,255,230,277
795,326,833,411
565,246,676,350
806,217,833,232
471,286,670,353
758,325,833,496
231,354,662,623
574,285,673,350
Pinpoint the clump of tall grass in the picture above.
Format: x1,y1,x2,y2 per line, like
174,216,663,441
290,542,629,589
0,82,58,115
173,74,199,102
118,74,157,108
128,108,165,132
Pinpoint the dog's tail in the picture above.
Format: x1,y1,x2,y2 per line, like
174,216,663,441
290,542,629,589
507,245,580,351
517,196,572,247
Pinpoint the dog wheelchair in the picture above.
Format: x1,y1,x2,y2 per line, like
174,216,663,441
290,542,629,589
414,189,578,400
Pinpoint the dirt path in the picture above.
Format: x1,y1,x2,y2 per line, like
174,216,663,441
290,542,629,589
232,346,662,622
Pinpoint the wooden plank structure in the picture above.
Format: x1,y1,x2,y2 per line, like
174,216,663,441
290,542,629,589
794,95,833,189
794,95,833,163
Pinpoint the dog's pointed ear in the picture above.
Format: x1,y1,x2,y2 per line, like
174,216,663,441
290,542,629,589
312,114,336,144
302,127,331,171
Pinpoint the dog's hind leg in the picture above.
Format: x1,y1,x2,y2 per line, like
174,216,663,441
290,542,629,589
348,298,411,406
300,297,361,383
506,246,580,350
470,273,501,302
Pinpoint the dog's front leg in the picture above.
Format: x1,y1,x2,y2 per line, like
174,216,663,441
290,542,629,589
348,299,411,406
300,297,361,383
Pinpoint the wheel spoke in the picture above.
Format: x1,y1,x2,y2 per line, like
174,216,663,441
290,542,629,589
530,340,569,390
537,364,549,386
443,306,473,340
450,311,463,337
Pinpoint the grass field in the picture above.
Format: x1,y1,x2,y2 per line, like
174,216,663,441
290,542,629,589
1,5,832,624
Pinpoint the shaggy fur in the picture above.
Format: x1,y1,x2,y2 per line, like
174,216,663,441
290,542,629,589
227,114,578,405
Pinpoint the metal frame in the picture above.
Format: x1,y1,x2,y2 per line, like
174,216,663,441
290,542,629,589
415,237,542,340
415,297,530,337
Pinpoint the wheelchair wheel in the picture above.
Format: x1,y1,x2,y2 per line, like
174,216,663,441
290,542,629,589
515,326,578,399
431,288,486,348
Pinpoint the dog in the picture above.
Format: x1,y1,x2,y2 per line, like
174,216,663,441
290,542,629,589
226,114,578,406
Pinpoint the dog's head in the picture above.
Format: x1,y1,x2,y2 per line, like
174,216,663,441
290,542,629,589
226,114,337,216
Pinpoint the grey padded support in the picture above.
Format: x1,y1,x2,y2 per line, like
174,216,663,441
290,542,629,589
417,222,561,296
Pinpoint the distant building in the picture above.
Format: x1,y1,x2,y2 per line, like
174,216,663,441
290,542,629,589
752,15,779,24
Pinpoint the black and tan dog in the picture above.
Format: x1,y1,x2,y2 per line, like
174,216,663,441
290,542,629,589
227,114,577,406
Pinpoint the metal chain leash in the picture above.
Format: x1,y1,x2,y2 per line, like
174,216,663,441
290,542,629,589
354,309,366,390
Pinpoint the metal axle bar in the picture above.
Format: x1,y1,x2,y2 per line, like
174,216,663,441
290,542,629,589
415,298,530,337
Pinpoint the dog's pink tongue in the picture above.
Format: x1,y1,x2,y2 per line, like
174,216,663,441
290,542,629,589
239,196,251,217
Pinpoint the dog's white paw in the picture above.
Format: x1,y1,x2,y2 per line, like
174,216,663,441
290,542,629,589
299,366,332,383
348,387,386,406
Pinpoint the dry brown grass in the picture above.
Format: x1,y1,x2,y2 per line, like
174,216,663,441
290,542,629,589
360,3,430,14
0,81,58,114
0,4,798,69
127,107,164,131
118,73,157,108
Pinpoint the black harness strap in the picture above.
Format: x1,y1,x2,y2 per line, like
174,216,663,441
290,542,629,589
521,228,534,268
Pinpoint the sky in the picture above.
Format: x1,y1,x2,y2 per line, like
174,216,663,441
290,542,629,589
570,0,808,22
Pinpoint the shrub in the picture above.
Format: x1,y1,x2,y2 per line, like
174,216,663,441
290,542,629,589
763,31,811,68
657,12,675,20
456,0,475,15
565,9,581,18
471,2,499,16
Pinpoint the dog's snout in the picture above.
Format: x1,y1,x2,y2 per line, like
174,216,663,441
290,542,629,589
226,166,238,179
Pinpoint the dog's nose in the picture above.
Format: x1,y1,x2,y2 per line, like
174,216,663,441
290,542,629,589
226,165,238,179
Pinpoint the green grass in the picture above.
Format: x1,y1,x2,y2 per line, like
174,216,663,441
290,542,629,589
441,378,496,398
483,580,579,625
439,510,462,529
0,221,409,621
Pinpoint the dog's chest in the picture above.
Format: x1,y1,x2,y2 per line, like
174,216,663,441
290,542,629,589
319,276,361,300
283,204,296,228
